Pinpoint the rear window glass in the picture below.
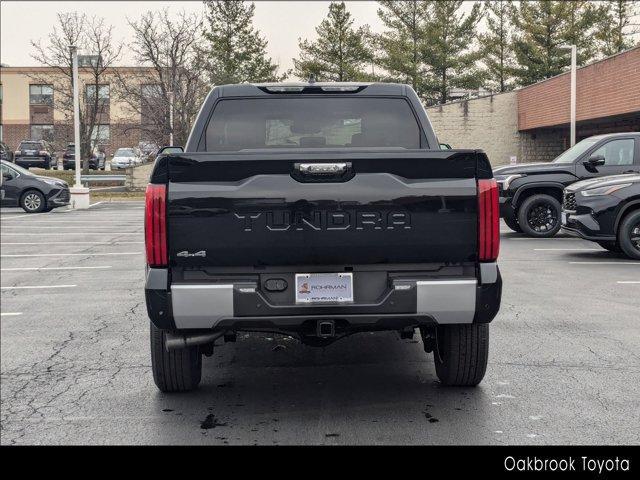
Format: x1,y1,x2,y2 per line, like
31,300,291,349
19,142,43,150
203,97,422,151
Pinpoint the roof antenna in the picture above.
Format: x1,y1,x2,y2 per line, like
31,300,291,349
308,73,316,84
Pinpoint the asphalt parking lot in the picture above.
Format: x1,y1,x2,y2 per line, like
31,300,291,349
1,201,638,445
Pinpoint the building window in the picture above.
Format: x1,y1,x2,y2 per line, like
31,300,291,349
91,124,110,143
86,84,110,105
29,85,53,105
30,124,54,141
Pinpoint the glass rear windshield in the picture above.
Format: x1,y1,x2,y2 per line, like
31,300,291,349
19,142,43,150
203,97,422,151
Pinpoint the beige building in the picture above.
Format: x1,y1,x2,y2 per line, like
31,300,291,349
0,65,163,155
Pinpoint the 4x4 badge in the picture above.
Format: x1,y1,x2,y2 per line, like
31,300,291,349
177,250,206,258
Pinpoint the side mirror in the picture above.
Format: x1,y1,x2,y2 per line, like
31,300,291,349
584,155,605,167
583,155,605,171
439,143,452,150
158,146,184,155
3,173,13,181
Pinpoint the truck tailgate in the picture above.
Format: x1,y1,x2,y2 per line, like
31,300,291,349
165,151,482,267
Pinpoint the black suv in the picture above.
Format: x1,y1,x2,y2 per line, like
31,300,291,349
495,132,640,237
562,174,640,259
14,140,56,170
62,143,101,170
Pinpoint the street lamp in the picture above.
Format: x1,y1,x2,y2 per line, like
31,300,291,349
69,45,90,209
560,44,577,147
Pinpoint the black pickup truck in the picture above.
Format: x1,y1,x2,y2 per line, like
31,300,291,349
145,82,502,392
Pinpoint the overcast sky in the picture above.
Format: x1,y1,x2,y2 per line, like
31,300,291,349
1,1,477,73
0,1,380,72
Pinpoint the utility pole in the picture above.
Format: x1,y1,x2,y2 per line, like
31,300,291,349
69,45,90,209
560,44,577,147
569,44,577,147
168,91,174,146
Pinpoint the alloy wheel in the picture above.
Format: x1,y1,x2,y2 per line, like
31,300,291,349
24,193,42,211
527,203,557,233
631,222,640,252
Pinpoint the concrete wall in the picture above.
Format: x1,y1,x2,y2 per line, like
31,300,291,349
426,91,524,166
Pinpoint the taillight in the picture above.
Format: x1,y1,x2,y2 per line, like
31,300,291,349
145,184,167,267
478,178,500,262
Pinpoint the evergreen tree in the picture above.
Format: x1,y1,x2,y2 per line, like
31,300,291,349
561,0,600,65
479,0,517,92
374,1,432,99
511,0,572,86
596,0,640,56
421,0,484,104
202,0,284,85
293,2,373,82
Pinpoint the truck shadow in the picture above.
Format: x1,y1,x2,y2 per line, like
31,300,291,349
152,331,494,444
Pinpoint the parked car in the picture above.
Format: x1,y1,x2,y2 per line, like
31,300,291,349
144,81,502,392
139,142,160,163
111,148,139,169
561,173,640,259
14,140,56,170
62,143,102,170
0,141,14,162
495,132,640,237
0,159,70,212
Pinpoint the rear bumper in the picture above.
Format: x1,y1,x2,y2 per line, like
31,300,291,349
15,157,49,168
146,265,502,332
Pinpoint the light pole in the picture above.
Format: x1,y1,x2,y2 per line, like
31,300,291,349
168,91,174,146
560,44,577,147
69,45,90,209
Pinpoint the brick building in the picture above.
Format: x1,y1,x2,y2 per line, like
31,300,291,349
0,65,166,155
427,46,640,166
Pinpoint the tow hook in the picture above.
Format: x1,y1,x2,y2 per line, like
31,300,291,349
317,320,335,338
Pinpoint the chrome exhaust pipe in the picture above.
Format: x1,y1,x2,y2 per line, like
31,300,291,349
165,332,222,351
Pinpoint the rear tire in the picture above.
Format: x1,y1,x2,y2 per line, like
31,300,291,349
20,189,46,213
150,322,202,392
597,241,622,253
618,210,640,260
434,324,489,386
503,212,522,232
518,194,562,238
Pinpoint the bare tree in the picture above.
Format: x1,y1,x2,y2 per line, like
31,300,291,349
113,9,208,148
30,12,122,172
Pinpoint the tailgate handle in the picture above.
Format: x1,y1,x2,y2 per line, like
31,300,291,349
296,163,349,175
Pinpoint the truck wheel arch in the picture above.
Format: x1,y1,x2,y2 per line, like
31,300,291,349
512,182,565,209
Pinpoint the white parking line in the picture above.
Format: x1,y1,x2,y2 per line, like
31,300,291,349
570,262,640,265
0,312,23,317
2,266,113,271
1,242,144,245
534,248,602,251
1,284,77,290
0,212,48,220
88,201,104,208
617,281,640,284
1,252,141,257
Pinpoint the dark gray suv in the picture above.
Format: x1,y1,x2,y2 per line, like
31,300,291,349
0,160,70,212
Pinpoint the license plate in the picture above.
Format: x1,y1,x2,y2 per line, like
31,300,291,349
561,212,567,224
25,150,36,155
295,273,353,304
